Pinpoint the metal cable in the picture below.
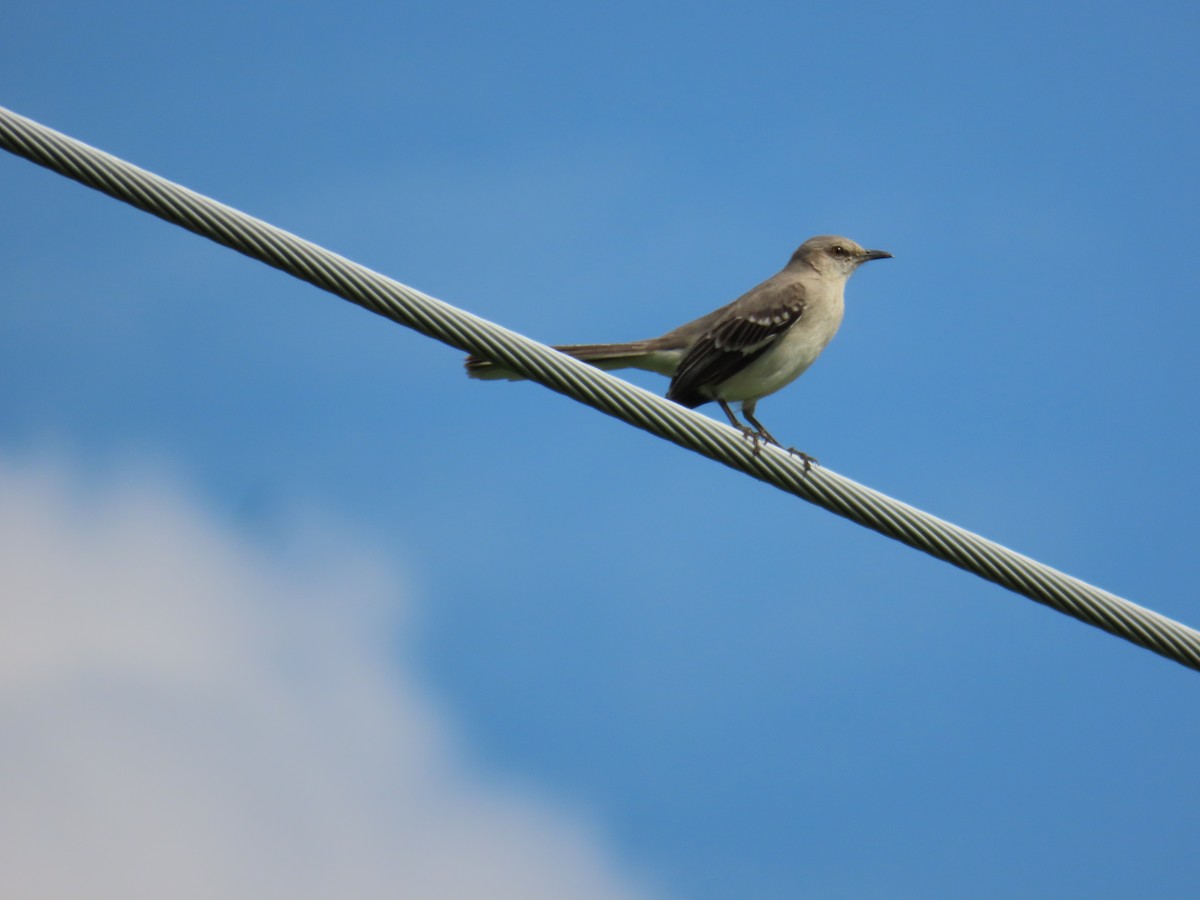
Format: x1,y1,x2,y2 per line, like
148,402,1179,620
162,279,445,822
3,104,1197,673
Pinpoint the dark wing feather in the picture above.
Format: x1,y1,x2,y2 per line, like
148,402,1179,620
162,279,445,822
666,282,805,408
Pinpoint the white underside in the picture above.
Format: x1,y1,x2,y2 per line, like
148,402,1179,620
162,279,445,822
708,292,845,404
595,349,683,377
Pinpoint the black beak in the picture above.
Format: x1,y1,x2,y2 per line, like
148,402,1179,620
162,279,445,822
862,249,893,261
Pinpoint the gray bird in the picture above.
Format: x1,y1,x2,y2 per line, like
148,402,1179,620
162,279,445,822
466,235,891,461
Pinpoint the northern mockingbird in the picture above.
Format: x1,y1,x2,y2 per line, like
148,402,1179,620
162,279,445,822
466,234,891,462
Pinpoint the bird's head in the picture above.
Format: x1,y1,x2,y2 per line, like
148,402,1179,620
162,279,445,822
789,235,892,279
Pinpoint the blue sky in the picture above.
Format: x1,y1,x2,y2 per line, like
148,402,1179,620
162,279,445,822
2,1,1199,897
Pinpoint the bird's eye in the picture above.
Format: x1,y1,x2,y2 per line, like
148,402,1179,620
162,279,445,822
832,245,846,256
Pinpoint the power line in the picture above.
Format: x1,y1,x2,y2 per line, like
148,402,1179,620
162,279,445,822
2,104,1197,673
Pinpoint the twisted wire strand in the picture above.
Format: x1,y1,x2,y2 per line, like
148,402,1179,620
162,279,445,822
3,104,1197,672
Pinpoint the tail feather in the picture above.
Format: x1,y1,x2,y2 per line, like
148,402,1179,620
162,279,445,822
465,341,657,381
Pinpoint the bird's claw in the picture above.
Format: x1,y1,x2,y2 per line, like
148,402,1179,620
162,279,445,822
784,447,818,472
735,430,815,472
737,427,765,456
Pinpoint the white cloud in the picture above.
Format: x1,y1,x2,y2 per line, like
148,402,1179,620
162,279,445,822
0,453,657,900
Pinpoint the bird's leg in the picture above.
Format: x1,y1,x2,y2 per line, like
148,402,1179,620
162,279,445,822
742,403,818,472
740,403,781,446
718,399,763,455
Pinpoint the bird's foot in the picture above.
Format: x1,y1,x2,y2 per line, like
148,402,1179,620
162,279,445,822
784,447,818,473
730,422,814,470
735,429,815,471
736,426,766,456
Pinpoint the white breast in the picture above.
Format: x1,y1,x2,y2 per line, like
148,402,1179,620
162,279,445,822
710,289,845,403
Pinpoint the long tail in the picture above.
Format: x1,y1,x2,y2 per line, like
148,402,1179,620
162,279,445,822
465,341,660,381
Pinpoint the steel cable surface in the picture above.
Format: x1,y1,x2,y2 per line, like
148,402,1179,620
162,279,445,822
3,104,1198,672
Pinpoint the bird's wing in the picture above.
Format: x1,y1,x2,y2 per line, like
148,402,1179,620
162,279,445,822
666,280,806,408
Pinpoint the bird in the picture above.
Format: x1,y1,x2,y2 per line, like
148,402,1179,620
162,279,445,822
465,235,891,464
